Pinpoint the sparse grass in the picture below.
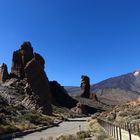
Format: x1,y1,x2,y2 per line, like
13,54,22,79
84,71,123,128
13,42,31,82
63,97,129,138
76,131,91,140
52,105,87,119
48,131,91,140
21,112,55,125
0,109,56,135
88,119,115,140
0,123,20,134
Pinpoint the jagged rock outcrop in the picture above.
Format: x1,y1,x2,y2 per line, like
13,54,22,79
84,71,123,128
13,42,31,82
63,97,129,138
25,59,52,115
71,102,87,114
0,63,9,83
10,41,52,115
20,42,34,67
11,42,34,78
34,53,45,69
11,42,45,79
49,81,77,108
90,93,98,101
80,75,90,98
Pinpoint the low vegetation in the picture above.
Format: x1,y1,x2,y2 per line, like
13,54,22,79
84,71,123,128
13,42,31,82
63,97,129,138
93,98,140,137
0,104,86,135
52,105,87,119
0,104,56,135
47,131,91,140
88,119,114,140
39,118,114,140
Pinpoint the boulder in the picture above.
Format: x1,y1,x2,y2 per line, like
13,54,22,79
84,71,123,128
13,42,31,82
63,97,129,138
72,102,87,114
49,81,77,108
0,63,9,82
25,59,52,115
80,75,90,98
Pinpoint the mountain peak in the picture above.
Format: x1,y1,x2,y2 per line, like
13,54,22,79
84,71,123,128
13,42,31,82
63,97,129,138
133,70,140,77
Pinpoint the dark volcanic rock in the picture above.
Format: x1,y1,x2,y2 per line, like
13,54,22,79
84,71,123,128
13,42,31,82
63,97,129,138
11,42,34,78
80,75,90,98
90,93,98,101
11,50,24,78
49,81,77,108
25,59,52,115
0,63,9,83
20,42,34,67
34,53,45,69
71,102,87,114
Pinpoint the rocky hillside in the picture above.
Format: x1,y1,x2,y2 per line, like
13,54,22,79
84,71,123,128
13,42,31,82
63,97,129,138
96,97,140,138
66,71,140,105
0,42,80,135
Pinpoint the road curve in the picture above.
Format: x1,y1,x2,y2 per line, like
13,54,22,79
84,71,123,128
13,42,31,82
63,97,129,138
15,117,90,140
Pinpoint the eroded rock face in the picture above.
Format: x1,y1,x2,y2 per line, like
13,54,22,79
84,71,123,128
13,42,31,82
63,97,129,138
71,102,87,114
34,53,45,69
10,42,53,115
80,75,90,98
11,42,34,78
11,50,24,78
20,42,34,67
49,81,77,108
90,93,98,101
0,63,9,83
25,59,52,115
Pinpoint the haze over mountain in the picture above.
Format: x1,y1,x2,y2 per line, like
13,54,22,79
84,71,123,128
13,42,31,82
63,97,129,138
66,70,140,104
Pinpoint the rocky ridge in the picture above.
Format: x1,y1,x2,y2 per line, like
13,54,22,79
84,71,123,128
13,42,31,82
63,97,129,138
0,41,77,116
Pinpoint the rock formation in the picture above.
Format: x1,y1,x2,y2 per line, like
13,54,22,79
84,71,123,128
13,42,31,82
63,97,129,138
71,102,87,114
49,81,77,108
80,75,90,98
34,53,45,69
1,41,89,115
90,93,98,101
11,42,34,78
10,41,52,115
24,59,52,115
0,63,9,83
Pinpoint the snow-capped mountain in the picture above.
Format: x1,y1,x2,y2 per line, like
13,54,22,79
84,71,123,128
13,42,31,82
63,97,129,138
66,70,140,104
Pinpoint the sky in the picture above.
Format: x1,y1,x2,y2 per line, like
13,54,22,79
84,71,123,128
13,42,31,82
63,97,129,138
0,0,140,86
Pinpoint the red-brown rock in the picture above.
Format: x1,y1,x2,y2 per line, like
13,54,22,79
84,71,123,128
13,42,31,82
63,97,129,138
80,75,90,98
71,102,87,114
0,63,9,82
34,53,45,69
20,42,34,67
24,59,52,115
90,93,98,101
11,50,24,78
11,42,34,78
49,81,77,108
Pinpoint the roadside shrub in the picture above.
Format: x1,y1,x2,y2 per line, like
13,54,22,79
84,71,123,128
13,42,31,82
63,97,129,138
76,131,90,139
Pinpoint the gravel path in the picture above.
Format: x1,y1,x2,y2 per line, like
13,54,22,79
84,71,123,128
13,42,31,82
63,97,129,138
15,117,90,140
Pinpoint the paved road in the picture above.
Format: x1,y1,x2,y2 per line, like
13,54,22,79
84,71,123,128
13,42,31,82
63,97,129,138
121,129,140,140
15,117,90,140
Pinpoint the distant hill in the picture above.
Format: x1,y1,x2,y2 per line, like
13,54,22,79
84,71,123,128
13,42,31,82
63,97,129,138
65,70,140,105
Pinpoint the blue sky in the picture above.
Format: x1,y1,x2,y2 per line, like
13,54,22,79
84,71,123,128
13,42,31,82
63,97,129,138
0,0,140,86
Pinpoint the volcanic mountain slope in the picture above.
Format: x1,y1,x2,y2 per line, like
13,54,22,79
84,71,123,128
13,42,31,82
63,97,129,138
66,70,140,105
